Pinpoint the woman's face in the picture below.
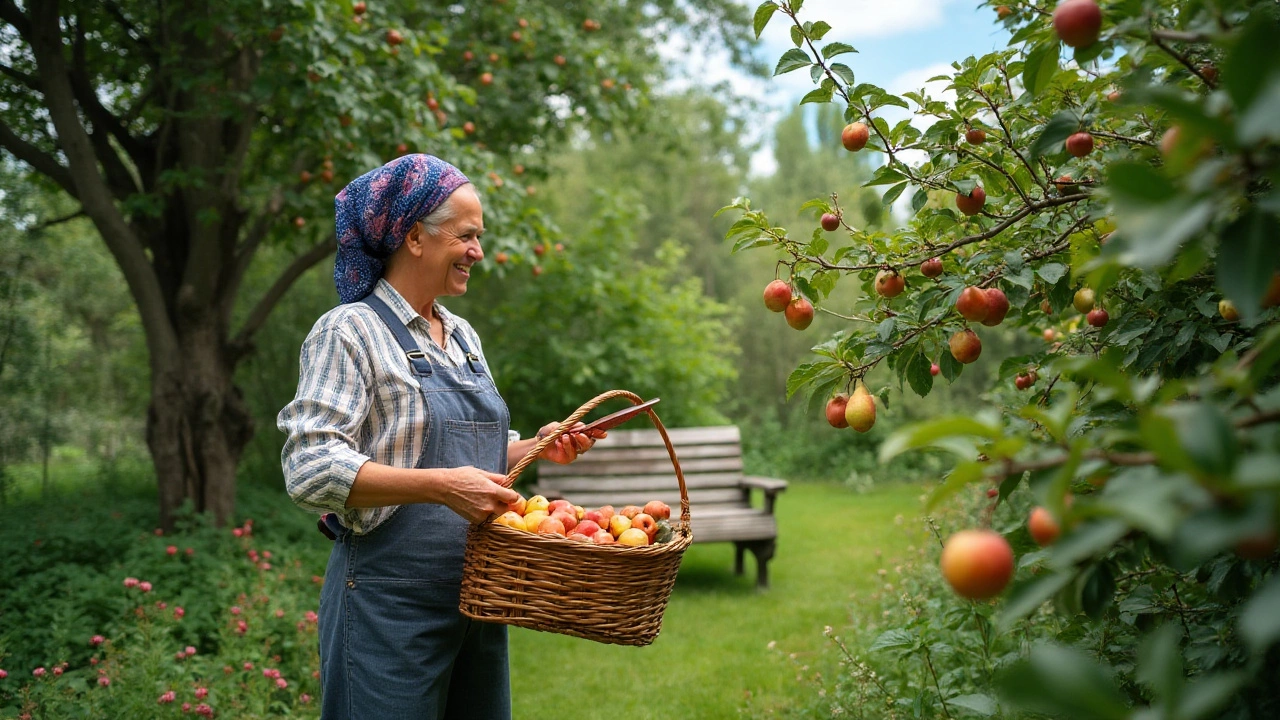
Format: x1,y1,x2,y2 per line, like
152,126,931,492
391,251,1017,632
411,187,485,299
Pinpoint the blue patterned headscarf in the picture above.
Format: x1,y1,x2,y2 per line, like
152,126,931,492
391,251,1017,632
333,154,471,304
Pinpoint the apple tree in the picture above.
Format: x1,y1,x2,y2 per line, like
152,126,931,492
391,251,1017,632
728,0,1280,714
0,0,755,529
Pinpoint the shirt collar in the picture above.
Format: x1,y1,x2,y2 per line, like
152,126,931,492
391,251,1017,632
373,278,459,345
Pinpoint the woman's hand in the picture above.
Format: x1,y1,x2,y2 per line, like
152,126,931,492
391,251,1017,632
443,466,520,524
536,422,606,464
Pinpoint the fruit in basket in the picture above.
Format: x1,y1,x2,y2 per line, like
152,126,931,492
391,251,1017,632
550,510,577,533
536,516,567,536
507,496,527,516
573,505,585,520
608,514,632,537
494,511,527,531
597,505,617,523
522,510,548,530
583,509,608,528
548,499,573,515
643,500,671,521
631,513,658,539
566,532,591,542
526,495,551,514
620,505,643,520
575,519,602,538
654,519,675,544
617,528,650,546
591,529,616,545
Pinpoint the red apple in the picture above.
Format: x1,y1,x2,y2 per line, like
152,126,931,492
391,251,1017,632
396,143,408,154
826,395,850,429
763,279,792,313
517,18,529,28
1015,373,1034,390
550,510,577,533
785,297,815,330
554,55,566,66
531,265,542,277
1027,507,1061,546
385,29,403,46
426,96,440,111
930,363,940,376
949,329,982,364
642,500,671,521
955,186,986,216
981,288,1010,327
353,1,366,15
956,286,991,322
293,216,306,229
1052,0,1102,49
536,516,566,536
920,257,943,278
494,251,509,264
575,520,602,538
965,128,987,145
995,5,1012,19
841,122,870,152
1054,174,1080,196
320,169,334,183
299,170,312,183
583,510,607,528
821,213,840,232
462,50,475,62
874,270,906,298
631,513,658,539
1065,131,1094,157
480,72,494,86
462,121,476,135
591,529,616,545
1043,328,1057,342
939,529,1014,599
547,499,573,516
619,505,642,520
1086,308,1109,327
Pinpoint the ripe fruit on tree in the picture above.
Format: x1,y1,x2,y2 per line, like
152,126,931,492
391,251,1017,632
385,29,403,46
1015,373,1035,390
920,257,943,278
785,297,815,330
531,265,543,277
949,329,982,364
939,529,1015,600
463,121,476,135
1218,299,1239,322
1054,175,1080,196
517,17,529,28
554,55,567,66
1199,64,1219,84
955,186,986,216
298,170,312,184
965,128,987,145
293,216,306,229
480,72,493,86
353,1,366,14
981,288,1010,327
763,279,791,313
930,363,940,377
582,19,600,32
820,213,840,232
1073,287,1096,313
956,286,991,322
601,78,616,90
1065,131,1095,157
1107,89,1121,102
1027,507,1061,546
995,5,1012,19
396,143,408,154
1086,308,1109,327
874,270,905,298
844,383,877,433
841,122,870,152
1052,0,1102,49
825,395,849,429
320,169,334,183
494,251,508,265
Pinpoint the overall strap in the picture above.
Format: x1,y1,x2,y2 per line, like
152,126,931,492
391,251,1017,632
450,329,486,375
361,294,433,377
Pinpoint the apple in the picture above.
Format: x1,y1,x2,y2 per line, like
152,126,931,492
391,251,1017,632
601,78,615,90
1086,308,1109,327
597,505,616,523
526,495,550,514
426,96,440,111
955,186,986,216
554,55,567,66
320,169,334,183
547,499,573,515
844,383,876,433
1073,287,1096,314
566,532,591,542
550,510,577,533
513,164,525,175
1218,299,1239,322
583,510,607,528
590,529,616,545
785,297,815,330
462,121,476,135
981,288,1010,327
522,510,548,530
353,1,367,15
826,395,850,429
620,505,642,520
396,143,408,155
874,270,905,298
510,31,522,42
293,216,306,229
956,286,991,322
987,487,999,498
939,529,1015,600
1065,131,1094,157
995,5,1012,19
1107,89,1121,102
1027,507,1060,546
494,251,509,264
920,257,943,278
608,514,632,538
507,496,527,515
531,265,543,277
642,500,671,521
573,505,585,520
1052,0,1102,49
385,29,403,46
480,72,494,86
1015,373,1034,390
575,520,602,538
631,513,658,539
965,128,987,145
582,19,600,31
462,50,475,62
763,279,792,313
617,528,650,546
949,329,982,364
517,18,529,28
930,363,940,376
1054,174,1080,196
821,213,840,232
1263,273,1280,308
536,516,566,536
494,511,527,532
299,170,312,184
841,122,870,152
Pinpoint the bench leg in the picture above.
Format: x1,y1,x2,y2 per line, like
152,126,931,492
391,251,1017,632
733,540,775,589
733,543,747,576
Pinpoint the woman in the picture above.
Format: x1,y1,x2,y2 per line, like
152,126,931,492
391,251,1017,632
278,154,600,719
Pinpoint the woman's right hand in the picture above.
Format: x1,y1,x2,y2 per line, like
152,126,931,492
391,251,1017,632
444,466,520,524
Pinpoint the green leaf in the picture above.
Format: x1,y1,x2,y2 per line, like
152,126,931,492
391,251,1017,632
790,24,804,48
1239,574,1280,655
878,415,1002,462
948,694,998,717
800,85,834,105
865,167,907,187
1079,562,1115,619
808,21,831,42
821,41,856,60
876,317,896,342
882,182,908,206
906,350,934,398
911,189,929,213
1036,262,1068,285
829,63,855,86
1136,625,1184,703
774,48,812,76
925,460,983,510
998,572,1075,631
752,1,778,38
997,644,1129,720
1175,672,1248,720
1022,41,1060,98
1216,210,1280,324
1237,74,1280,145
1157,402,1239,479
869,628,916,652
1027,111,1079,162
1223,11,1280,111
940,346,964,381
953,177,977,195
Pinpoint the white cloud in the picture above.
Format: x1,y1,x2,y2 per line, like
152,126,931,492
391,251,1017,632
757,0,955,46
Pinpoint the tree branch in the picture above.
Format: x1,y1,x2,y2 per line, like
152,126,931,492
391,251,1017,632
230,236,336,356
227,185,288,302
0,121,78,197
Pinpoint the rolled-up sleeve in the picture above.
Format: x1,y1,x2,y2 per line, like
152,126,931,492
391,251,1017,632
278,322,373,514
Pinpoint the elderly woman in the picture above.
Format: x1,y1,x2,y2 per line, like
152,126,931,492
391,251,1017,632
278,154,600,719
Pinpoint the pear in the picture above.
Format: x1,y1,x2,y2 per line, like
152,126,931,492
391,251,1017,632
844,382,877,433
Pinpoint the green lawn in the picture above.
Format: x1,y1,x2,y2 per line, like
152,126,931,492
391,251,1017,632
509,482,928,718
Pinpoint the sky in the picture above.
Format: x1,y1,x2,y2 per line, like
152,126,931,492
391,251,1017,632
664,0,1016,176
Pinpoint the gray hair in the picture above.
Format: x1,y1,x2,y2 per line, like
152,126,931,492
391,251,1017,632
418,182,479,236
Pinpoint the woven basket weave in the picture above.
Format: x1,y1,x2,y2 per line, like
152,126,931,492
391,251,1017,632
458,390,692,646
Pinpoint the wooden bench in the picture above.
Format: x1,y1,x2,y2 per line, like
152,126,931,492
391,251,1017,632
531,425,788,588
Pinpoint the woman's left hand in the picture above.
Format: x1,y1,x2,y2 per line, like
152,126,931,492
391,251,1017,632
536,422,606,464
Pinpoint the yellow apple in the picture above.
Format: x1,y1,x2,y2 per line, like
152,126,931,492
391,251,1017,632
494,511,527,532
525,495,551,514
608,514,632,538
536,516,567,536
507,496,527,516
617,528,650,546
522,511,549,530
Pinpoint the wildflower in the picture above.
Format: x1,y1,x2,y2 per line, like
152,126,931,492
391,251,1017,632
194,703,213,717
98,676,110,687
185,547,194,556
140,581,153,593
259,562,272,571
262,550,272,559
275,609,284,618
243,662,254,671
156,601,167,610
52,667,63,677
305,611,318,623
175,652,187,661
263,668,281,679
90,634,105,646
182,702,191,712
195,687,208,699
247,550,259,562
185,646,197,657
235,620,248,635
123,577,139,588
175,607,185,619
0,669,7,679
90,658,98,665
167,545,178,555
33,667,46,677
300,693,312,704
230,606,242,616
276,678,288,689
233,528,243,537
158,691,176,704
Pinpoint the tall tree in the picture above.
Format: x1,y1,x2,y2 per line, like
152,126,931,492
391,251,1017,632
0,0,754,529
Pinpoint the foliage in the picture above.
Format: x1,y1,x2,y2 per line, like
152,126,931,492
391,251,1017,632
732,0,1280,716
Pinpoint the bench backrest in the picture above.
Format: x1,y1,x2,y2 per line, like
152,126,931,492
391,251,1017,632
534,425,746,511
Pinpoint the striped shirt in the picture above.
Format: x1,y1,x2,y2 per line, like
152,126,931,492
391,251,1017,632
277,279,518,535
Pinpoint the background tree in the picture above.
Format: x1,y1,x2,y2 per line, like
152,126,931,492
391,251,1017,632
0,0,755,529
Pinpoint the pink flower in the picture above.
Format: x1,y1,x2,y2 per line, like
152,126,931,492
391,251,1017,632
33,667,45,677
166,545,178,555
195,687,208,699
296,621,306,632
0,669,7,679
97,676,110,687
90,658,98,666
275,678,288,689
174,607,185,619
247,550,258,562
123,577,139,588
175,651,187,661
274,609,284,618
262,550,272,559
181,702,191,712
185,646,197,657
300,693,312,704
305,610,319,623
90,635,105,646
194,702,213,717
235,620,247,635
185,547,194,556
229,606,242,616
52,667,63,677
259,562,272,571
232,528,243,537
242,662,253,671
158,690,176,704
139,581,153,593
156,601,167,610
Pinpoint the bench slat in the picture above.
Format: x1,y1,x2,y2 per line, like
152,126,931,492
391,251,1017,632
537,473,751,494
540,488,748,509
537,442,742,471
538,456,742,478
586,425,739,448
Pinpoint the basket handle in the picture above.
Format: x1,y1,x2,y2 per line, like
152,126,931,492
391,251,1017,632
496,390,691,535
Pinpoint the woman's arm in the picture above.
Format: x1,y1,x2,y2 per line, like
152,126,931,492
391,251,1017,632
506,422,605,473
345,461,516,524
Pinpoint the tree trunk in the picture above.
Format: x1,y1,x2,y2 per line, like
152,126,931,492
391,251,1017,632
147,322,253,531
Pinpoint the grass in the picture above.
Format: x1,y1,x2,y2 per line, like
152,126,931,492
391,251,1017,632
509,481,928,718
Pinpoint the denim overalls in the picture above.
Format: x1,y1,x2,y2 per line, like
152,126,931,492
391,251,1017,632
318,295,512,719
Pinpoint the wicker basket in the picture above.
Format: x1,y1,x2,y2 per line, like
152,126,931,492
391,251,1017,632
458,390,692,646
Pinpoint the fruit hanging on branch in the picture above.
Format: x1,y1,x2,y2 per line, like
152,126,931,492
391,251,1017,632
1052,0,1103,49
820,213,841,232
785,297,814,330
956,286,991,322
841,122,870,151
825,395,849,429
844,382,877,433
940,529,1014,600
874,270,905,298
949,329,982,364
955,186,986,216
920,257,944,278
763,279,792,313
1065,131,1095,157
981,288,1010,327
